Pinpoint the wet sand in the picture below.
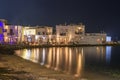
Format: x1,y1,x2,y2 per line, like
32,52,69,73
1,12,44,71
0,53,115,80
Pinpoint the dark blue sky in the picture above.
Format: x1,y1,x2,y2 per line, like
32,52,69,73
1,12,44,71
0,0,120,39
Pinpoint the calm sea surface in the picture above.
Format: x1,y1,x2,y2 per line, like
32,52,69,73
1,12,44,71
15,46,120,77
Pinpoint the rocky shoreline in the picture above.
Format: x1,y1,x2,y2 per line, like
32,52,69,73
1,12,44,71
0,43,119,51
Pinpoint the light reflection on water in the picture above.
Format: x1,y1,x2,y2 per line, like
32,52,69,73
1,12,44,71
15,46,111,77
106,46,111,64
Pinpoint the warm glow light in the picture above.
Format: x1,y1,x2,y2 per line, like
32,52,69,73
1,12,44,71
75,53,82,77
48,35,51,39
4,37,8,42
41,48,46,65
5,25,8,29
96,47,100,54
15,47,85,77
22,49,31,60
97,39,100,42
5,37,8,39
24,29,36,35
56,34,59,42
46,48,52,68
64,47,69,72
74,48,84,77
52,47,56,67
68,48,72,72
78,27,82,30
102,38,104,41
69,34,72,41
55,48,60,70
35,35,39,40
30,49,39,63
15,26,18,30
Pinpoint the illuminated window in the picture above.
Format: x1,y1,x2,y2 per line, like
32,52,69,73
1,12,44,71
29,31,31,34
15,26,18,30
106,36,111,42
27,36,32,42
75,27,83,34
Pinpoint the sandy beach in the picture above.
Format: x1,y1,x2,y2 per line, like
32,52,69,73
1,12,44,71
0,53,82,80
0,53,116,80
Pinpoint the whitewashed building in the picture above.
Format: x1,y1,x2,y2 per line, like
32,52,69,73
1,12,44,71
0,19,108,45
23,26,53,44
56,23,85,44
56,24,106,44
4,25,22,44
36,26,53,44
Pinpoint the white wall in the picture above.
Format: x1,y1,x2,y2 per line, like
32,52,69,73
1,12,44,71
73,34,106,44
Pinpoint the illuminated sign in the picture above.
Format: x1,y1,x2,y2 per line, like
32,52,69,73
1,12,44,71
106,36,111,42
0,21,3,27
0,21,4,42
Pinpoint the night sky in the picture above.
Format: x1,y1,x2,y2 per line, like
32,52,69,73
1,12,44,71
0,0,120,40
